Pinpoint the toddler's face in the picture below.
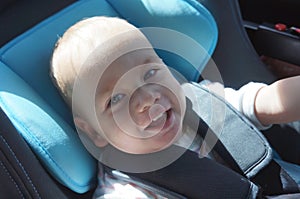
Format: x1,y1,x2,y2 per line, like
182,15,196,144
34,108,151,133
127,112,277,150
95,49,186,154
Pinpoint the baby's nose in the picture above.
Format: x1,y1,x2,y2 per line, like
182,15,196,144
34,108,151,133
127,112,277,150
131,85,160,113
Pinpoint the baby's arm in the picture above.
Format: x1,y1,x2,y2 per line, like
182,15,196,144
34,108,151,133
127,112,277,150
206,76,300,129
254,75,300,126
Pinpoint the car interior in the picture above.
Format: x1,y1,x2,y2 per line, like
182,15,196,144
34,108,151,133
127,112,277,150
1,0,300,198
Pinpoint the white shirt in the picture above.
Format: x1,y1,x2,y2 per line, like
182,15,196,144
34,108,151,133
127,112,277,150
223,82,271,130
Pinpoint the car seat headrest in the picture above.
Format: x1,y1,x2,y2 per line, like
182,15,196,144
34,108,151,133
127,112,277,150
108,0,218,80
0,0,119,193
0,0,217,193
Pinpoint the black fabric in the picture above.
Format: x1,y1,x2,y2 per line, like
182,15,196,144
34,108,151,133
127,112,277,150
0,0,16,12
124,149,258,199
0,108,95,199
239,0,300,28
0,108,67,198
200,0,277,88
252,160,299,196
266,193,300,199
264,124,300,165
0,0,76,46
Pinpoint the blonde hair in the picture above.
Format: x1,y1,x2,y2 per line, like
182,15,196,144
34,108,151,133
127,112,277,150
50,16,137,105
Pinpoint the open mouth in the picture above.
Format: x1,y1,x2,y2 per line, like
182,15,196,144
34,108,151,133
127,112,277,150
144,109,174,135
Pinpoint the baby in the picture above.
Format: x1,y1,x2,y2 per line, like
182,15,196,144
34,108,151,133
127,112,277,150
51,16,300,198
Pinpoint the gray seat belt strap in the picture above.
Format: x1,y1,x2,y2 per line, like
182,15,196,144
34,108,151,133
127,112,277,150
185,82,273,177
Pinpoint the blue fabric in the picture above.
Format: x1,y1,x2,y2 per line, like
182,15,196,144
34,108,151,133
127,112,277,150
0,0,118,126
0,0,119,193
0,61,97,193
0,0,218,194
108,0,218,81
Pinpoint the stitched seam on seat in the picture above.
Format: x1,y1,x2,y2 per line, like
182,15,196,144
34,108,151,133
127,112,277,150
0,135,41,199
0,160,25,199
0,98,90,189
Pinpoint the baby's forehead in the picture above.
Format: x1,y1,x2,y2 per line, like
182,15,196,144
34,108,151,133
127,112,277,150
95,49,162,91
103,48,161,75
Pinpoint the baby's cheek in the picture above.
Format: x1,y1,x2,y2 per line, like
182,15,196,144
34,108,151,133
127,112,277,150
112,106,138,134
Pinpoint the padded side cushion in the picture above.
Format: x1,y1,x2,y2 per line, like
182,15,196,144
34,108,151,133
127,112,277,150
0,0,119,126
0,0,119,193
0,61,96,193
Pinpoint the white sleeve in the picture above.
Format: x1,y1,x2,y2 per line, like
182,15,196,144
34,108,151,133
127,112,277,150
224,82,272,130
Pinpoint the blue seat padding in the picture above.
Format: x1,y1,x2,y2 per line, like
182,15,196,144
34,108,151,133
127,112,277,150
0,0,119,125
108,0,218,80
0,0,218,193
0,61,97,193
0,0,118,193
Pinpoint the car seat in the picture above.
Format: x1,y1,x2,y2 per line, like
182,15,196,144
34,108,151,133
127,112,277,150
0,0,299,198
202,0,300,165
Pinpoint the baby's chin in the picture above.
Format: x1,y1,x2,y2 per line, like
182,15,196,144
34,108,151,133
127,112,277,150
112,111,184,155
150,114,184,153
116,133,183,155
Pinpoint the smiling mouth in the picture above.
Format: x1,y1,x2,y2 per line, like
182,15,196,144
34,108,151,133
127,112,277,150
144,109,173,134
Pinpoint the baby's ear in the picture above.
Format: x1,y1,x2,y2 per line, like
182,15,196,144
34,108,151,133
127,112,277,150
74,117,108,147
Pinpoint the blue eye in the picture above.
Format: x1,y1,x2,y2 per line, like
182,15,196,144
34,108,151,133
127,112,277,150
144,69,157,81
108,93,125,107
